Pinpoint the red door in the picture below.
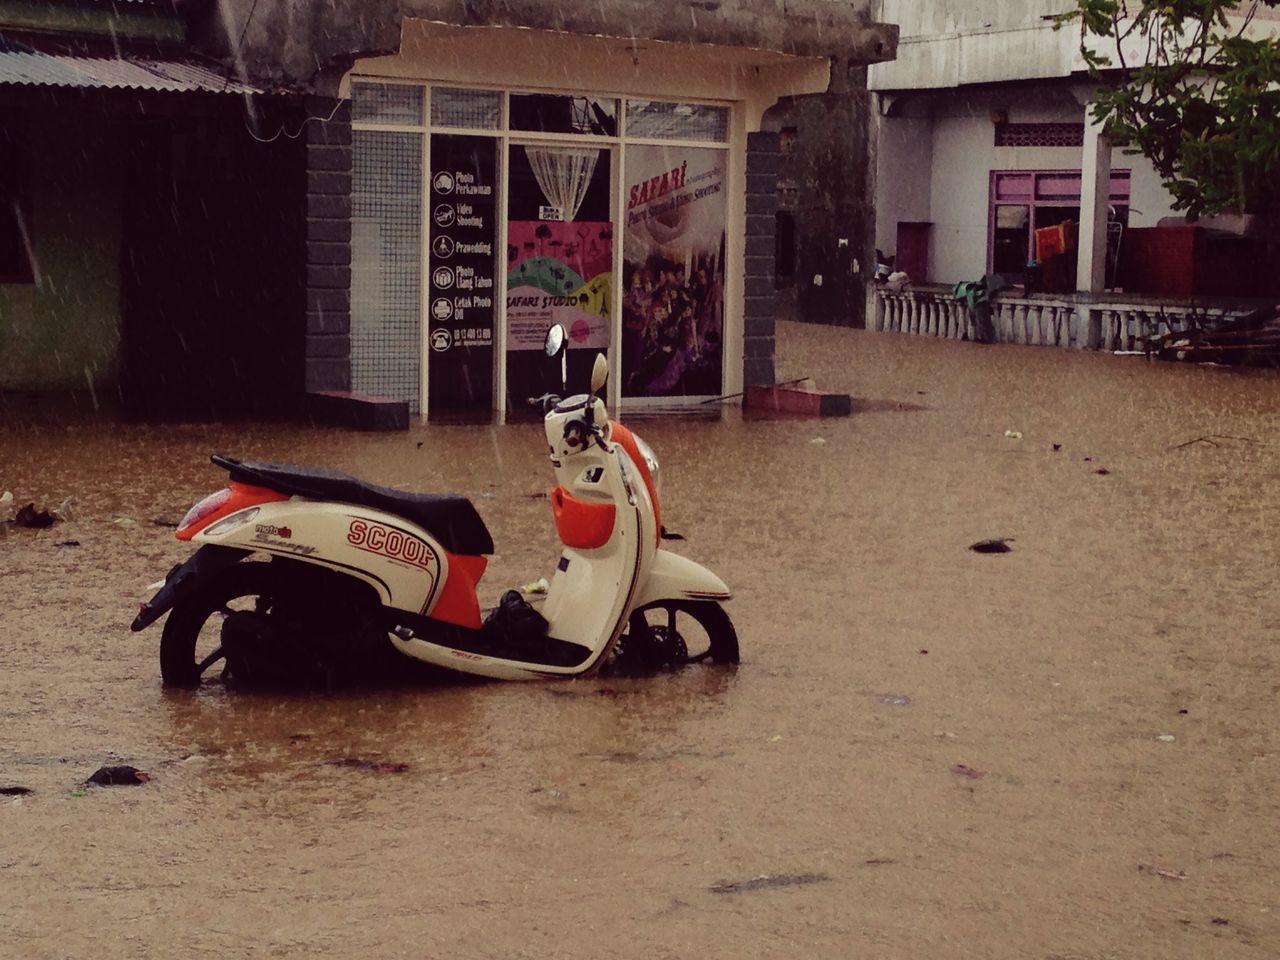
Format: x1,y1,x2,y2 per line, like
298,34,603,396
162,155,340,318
896,221,931,283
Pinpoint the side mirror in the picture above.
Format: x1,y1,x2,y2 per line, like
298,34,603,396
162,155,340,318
544,324,567,358
590,353,608,394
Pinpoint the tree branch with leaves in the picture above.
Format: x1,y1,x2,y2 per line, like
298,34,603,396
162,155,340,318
1058,1,1280,221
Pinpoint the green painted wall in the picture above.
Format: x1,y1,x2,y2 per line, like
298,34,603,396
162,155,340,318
0,0,184,43
0,116,122,390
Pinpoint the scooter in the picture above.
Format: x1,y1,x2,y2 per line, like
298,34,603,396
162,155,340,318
130,326,738,687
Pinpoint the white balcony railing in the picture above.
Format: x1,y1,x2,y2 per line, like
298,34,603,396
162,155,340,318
873,284,1266,351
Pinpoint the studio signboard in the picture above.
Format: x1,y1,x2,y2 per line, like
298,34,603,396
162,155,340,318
427,134,497,412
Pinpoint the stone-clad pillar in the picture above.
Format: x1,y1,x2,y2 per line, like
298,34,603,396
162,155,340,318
744,131,779,386
303,96,353,392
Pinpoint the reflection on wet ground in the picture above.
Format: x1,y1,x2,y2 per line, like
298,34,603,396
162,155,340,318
3,322,1279,958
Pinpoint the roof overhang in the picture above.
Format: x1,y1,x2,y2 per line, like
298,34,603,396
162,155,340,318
349,20,837,131
0,46,260,94
396,0,898,65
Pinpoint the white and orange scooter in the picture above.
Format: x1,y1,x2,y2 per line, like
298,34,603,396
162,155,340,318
131,326,738,687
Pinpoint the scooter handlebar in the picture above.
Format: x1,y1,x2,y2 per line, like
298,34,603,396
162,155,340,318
527,393,562,414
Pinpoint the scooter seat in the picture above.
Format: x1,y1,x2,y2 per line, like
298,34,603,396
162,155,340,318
211,454,494,556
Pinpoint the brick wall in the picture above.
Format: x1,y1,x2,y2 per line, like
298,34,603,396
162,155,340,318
304,96,353,392
744,131,779,386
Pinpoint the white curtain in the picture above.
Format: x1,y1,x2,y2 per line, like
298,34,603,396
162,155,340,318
524,145,600,222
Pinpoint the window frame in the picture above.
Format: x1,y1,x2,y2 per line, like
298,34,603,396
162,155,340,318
348,78,736,417
987,169,1132,277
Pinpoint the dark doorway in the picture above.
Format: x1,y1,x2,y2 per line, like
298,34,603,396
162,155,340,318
120,111,305,420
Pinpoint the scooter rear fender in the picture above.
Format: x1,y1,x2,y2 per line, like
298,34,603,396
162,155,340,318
631,549,731,608
130,545,250,632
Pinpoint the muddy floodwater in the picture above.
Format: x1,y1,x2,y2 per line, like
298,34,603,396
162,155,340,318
3,322,1279,958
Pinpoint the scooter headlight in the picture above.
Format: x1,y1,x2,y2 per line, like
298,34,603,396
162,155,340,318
632,434,661,494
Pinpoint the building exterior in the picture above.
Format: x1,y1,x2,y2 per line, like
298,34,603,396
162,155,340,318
0,0,305,420
1,0,898,425
871,0,1184,289
869,1,1280,350
767,58,878,332
198,0,898,422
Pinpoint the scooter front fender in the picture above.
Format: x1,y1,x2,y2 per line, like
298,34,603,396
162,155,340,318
631,549,731,609
130,545,250,631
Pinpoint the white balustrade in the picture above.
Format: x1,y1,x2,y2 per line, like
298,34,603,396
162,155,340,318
874,284,1260,352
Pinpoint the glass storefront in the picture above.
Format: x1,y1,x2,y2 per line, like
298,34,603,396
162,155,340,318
350,81,731,419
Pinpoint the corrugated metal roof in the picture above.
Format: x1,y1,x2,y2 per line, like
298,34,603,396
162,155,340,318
0,49,261,94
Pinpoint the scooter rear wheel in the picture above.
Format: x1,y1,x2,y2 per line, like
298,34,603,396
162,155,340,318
620,600,739,668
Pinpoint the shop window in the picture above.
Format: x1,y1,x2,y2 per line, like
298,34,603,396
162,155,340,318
510,94,617,137
625,100,729,143
989,169,1130,279
351,83,424,126
430,87,500,130
0,116,32,284
622,145,728,399
351,129,423,412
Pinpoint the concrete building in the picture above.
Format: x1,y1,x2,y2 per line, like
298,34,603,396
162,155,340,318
871,0,1178,289
0,0,302,420
868,0,1280,350
1,1,898,424
220,2,899,422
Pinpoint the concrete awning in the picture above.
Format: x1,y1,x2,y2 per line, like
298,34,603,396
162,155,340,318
398,0,898,64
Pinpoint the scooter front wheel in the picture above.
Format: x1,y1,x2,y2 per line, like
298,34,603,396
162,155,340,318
616,600,739,671
159,562,287,687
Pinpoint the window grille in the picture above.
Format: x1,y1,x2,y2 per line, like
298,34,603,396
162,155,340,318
625,100,729,142
994,123,1085,148
431,87,501,129
351,130,423,412
352,83,424,125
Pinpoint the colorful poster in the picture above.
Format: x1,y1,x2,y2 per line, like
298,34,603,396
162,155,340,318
505,221,613,351
622,145,727,398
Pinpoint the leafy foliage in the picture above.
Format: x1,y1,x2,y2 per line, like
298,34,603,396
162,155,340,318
1058,1,1280,220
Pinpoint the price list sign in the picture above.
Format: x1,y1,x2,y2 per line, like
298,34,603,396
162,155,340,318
428,135,497,412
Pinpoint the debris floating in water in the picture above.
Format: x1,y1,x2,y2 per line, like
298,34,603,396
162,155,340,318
13,503,56,528
1137,863,1187,881
969,539,1012,554
86,766,150,786
710,873,831,894
325,757,410,774
951,763,985,780
1,785,33,796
